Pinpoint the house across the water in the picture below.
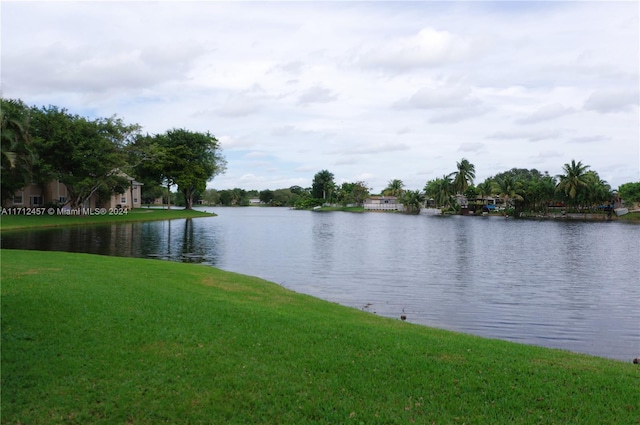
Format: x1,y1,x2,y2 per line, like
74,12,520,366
363,196,405,211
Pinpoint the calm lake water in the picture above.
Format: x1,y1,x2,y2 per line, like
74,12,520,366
2,207,639,361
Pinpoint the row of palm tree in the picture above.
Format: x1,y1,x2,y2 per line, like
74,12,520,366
421,158,614,214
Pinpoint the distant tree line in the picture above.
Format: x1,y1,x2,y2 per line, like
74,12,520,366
6,98,636,214
1,98,226,209
198,187,304,207
421,158,634,216
296,159,638,215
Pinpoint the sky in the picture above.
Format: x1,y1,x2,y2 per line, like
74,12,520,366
1,1,639,193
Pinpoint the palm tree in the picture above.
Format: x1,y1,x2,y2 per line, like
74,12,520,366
493,174,523,211
556,160,590,209
400,190,425,214
383,179,405,197
424,175,455,209
525,175,557,213
312,169,335,201
579,171,611,210
449,158,476,194
476,179,493,205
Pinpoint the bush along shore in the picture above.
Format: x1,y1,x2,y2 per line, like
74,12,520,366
0,207,214,231
2,249,638,425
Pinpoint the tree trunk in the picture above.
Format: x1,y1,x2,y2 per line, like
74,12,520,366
166,183,171,210
183,188,193,210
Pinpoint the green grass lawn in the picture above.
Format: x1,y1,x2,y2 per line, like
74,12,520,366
0,208,214,231
1,249,638,424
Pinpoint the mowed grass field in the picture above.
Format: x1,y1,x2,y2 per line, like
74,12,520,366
1,249,638,424
0,208,214,231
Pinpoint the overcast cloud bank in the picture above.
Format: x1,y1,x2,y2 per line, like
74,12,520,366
2,1,638,192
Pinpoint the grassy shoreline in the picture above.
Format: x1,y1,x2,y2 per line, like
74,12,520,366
2,249,637,424
0,208,214,231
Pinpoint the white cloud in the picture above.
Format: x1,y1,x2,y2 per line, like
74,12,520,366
396,85,473,110
332,142,411,156
517,103,576,124
567,135,611,144
354,27,488,72
486,129,564,143
217,94,263,118
583,89,639,114
2,1,637,191
458,143,486,153
297,85,338,105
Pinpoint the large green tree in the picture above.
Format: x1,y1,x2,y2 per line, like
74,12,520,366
272,188,300,207
618,182,640,205
476,179,494,205
311,169,335,201
400,189,425,214
125,133,169,205
556,160,590,209
337,181,370,206
1,98,37,205
523,174,557,213
492,174,523,211
576,171,611,209
30,106,138,208
160,129,226,210
424,175,455,209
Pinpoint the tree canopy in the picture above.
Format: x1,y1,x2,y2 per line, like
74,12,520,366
28,105,139,208
311,169,336,201
1,98,36,204
383,179,405,197
618,182,640,205
1,98,226,209
160,129,226,210
450,158,476,195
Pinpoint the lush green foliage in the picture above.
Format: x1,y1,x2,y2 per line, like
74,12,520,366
2,249,638,424
126,129,226,210
450,157,476,194
424,174,455,209
162,129,226,209
1,99,36,204
336,181,370,206
1,98,226,210
399,189,424,214
34,106,138,208
618,182,640,205
423,160,618,216
382,179,405,197
311,169,336,201
294,193,323,209
556,160,591,204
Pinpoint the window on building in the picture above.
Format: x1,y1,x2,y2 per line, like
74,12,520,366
31,195,44,206
121,196,127,203
59,196,66,204
13,193,23,204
